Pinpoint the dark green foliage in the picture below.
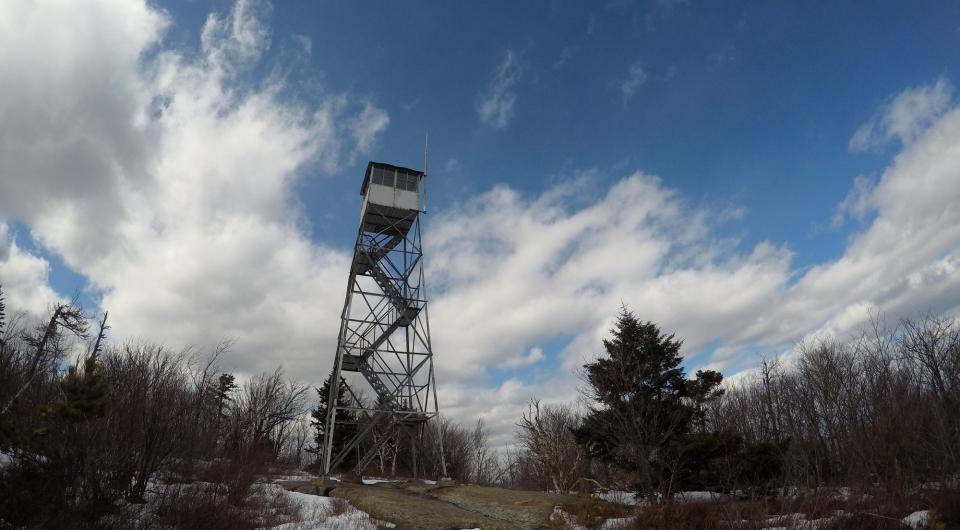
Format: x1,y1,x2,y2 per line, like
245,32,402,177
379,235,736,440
0,283,6,338
42,312,110,422
217,373,238,397
586,308,688,405
308,372,357,468
211,372,238,417
43,354,109,422
736,438,790,490
576,307,726,496
656,431,789,493
687,369,725,430
658,430,743,492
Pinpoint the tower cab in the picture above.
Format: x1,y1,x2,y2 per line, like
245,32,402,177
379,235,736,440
359,162,424,237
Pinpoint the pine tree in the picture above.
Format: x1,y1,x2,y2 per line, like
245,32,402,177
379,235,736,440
44,312,110,421
211,373,238,418
207,372,238,450
576,307,724,496
0,284,6,353
308,373,357,468
44,354,109,421
0,284,6,336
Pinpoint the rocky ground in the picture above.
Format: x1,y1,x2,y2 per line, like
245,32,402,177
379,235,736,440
276,477,623,529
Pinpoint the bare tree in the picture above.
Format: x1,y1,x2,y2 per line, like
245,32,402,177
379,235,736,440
471,418,493,485
712,314,960,491
421,415,472,481
516,399,584,492
229,368,308,459
0,302,87,418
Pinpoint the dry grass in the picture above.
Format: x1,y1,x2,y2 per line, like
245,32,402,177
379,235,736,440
553,494,634,529
138,482,301,530
612,486,960,530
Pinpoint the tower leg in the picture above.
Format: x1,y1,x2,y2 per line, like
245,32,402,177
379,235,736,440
321,361,341,476
410,427,419,478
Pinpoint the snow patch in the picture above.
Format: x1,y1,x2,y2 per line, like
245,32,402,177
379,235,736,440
599,516,635,529
674,490,732,503
902,510,933,529
550,506,586,530
361,477,399,485
592,490,641,506
270,474,318,483
757,511,849,530
592,489,730,505
260,483,385,530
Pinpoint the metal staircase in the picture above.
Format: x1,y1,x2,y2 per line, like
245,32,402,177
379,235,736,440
343,236,424,411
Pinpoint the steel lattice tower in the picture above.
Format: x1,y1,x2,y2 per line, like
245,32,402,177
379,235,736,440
322,161,445,477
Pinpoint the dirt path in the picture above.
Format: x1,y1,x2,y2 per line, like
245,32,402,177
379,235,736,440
278,479,584,529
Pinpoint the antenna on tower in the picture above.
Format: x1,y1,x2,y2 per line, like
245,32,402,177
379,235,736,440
423,131,429,213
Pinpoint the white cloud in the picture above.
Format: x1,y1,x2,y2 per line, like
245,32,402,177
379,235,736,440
849,77,953,152
499,346,545,369
831,175,874,227
0,0,385,379
0,224,61,318
477,50,521,129
439,373,579,448
426,79,960,442
426,174,792,385
350,103,390,154
0,0,168,264
2,2,960,450
614,62,647,105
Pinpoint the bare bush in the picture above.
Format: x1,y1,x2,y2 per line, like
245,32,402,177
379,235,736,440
713,314,960,492
515,399,585,492
0,284,314,526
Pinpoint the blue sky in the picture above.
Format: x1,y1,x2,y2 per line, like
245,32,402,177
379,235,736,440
3,0,960,444
157,0,959,264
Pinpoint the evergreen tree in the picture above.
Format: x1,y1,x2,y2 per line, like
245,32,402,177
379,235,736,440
686,369,725,430
211,373,238,418
44,354,109,421
207,372,238,450
308,372,357,468
576,307,724,496
44,312,110,421
0,283,6,337
0,284,6,355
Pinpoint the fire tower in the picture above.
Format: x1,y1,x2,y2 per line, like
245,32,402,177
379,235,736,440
322,161,444,477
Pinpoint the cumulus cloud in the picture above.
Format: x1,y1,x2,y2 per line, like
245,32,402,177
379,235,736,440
0,224,61,317
2,1,960,450
849,77,953,152
429,78,960,441
477,50,521,129
0,0,384,378
0,0,167,263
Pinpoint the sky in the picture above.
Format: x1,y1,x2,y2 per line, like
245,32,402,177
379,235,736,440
2,0,960,447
